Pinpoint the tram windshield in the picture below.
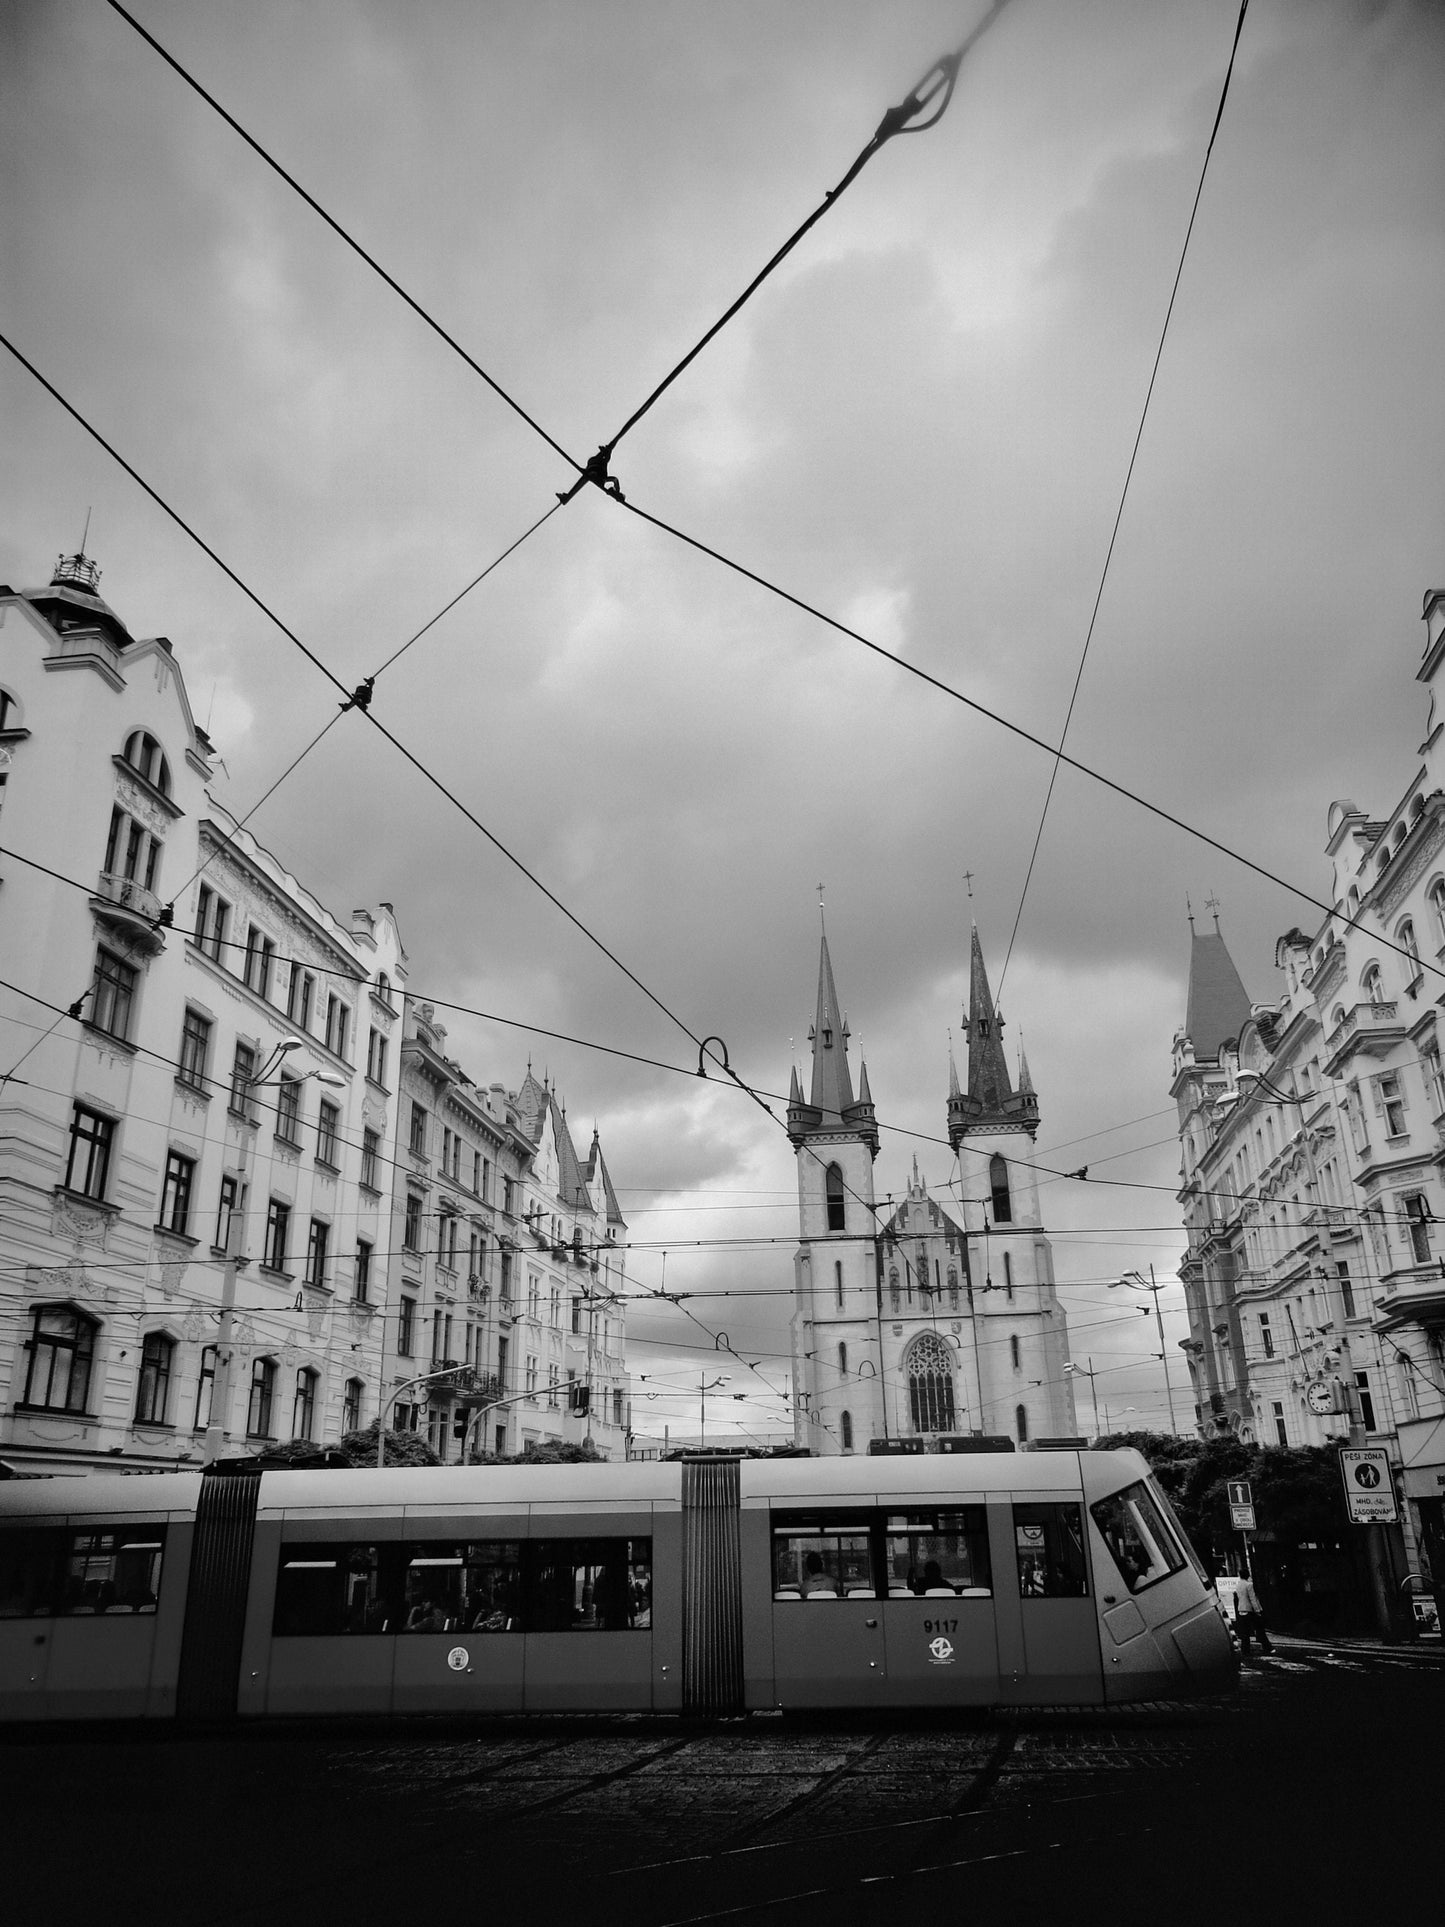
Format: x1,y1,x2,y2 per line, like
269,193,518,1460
1091,1482,1187,1594
772,1516,874,1598
884,1509,992,1597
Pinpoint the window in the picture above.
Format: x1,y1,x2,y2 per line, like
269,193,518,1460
834,1260,844,1310
474,1151,484,1195
906,1332,957,1435
264,1198,290,1273
305,1219,329,1290
824,1163,845,1231
0,1524,166,1619
502,1177,516,1215
440,1214,459,1272
247,1357,277,1438
366,1026,387,1085
90,945,137,1042
947,1265,959,1309
1355,1371,1377,1432
229,1042,257,1120
1363,964,1386,1007
1013,1502,1087,1598
134,1333,174,1425
771,1512,875,1599
243,926,275,999
1015,1404,1028,1442
525,1355,538,1399
64,1104,113,1200
840,1410,853,1451
275,1073,302,1146
22,1306,97,1412
410,1102,428,1156
527,1276,540,1322
1091,1483,1187,1595
215,1175,243,1255
888,1265,900,1311
1259,1313,1274,1358
570,1291,582,1334
342,1378,364,1433
324,994,349,1059
882,1508,991,1597
1405,1194,1432,1264
1376,1072,1407,1137
286,966,315,1030
105,806,162,895
158,1150,195,1236
1337,1261,1356,1321
123,728,170,794
316,1099,340,1168
403,1193,422,1251
292,1368,318,1441
1400,920,1421,983
613,1388,624,1429
354,1239,372,1304
360,1127,380,1191
1003,1251,1014,1300
195,885,229,963
194,1346,216,1431
548,1363,560,1408
989,1154,1012,1224
1272,1400,1287,1446
398,1297,416,1358
178,1008,211,1091
549,1285,560,1327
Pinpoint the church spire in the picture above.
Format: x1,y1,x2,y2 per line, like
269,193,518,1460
787,930,878,1155
948,925,1040,1147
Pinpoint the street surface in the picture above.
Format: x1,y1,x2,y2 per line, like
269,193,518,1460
6,1640,1440,1926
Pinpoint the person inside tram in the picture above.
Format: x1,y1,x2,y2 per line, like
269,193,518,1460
918,1560,955,1597
802,1551,839,1597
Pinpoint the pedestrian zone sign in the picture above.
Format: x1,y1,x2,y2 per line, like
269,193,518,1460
1338,1447,1398,1525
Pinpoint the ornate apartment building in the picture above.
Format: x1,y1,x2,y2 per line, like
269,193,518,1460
0,552,405,1471
1172,586,1445,1596
787,926,1077,1453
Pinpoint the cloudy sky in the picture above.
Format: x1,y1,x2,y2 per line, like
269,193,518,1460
4,0,1443,1444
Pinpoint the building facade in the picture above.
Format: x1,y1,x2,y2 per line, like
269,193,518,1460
1171,586,1445,1601
382,1004,630,1461
0,552,405,1471
788,926,1077,1453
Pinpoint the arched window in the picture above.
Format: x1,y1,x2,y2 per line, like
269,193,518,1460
1432,880,1445,947
906,1332,957,1435
123,729,171,796
1399,920,1421,981
1015,1403,1029,1443
134,1331,174,1424
834,1260,844,1310
292,1367,318,1441
825,1163,846,1232
248,1356,277,1438
194,1345,217,1431
342,1377,364,1432
946,1265,959,1309
22,1305,97,1413
888,1266,900,1312
838,1342,848,1375
1363,964,1386,1007
1010,1335,1021,1370
989,1155,1012,1224
840,1410,854,1451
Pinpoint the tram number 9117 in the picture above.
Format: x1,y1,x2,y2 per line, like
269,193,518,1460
923,1618,958,1636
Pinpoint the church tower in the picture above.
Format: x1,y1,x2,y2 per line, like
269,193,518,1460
944,927,1078,1445
787,931,879,1455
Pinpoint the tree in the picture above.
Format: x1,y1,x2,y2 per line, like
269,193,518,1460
339,1423,442,1467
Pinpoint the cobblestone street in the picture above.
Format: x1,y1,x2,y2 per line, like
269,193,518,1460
6,1641,1441,1927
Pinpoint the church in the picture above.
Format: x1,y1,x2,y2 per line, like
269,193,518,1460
786,926,1078,1453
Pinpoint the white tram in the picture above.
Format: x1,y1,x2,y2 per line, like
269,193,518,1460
0,1447,1236,1721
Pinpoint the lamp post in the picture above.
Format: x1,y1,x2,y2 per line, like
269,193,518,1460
1063,1357,1103,1440
1112,1265,1178,1434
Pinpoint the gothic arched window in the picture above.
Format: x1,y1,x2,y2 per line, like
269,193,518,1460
825,1164,845,1232
1015,1403,1029,1443
946,1265,959,1309
838,1342,848,1375
989,1155,1012,1224
906,1332,956,1436
888,1266,900,1312
841,1410,853,1451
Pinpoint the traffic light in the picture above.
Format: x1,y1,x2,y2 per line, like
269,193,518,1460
569,1383,590,1415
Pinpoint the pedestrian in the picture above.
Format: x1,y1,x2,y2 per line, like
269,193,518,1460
1235,1572,1273,1657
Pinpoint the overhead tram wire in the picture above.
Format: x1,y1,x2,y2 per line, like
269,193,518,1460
994,0,1252,1009
104,1,583,485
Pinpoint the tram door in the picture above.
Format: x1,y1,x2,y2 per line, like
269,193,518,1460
990,1498,1103,1705
879,1504,1000,1705
768,1511,888,1707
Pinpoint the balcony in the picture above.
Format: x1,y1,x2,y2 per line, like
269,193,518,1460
91,869,166,954
1322,1000,1405,1076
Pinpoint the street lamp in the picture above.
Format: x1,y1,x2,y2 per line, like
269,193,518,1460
700,1374,731,1451
1063,1358,1103,1440
1111,1265,1178,1434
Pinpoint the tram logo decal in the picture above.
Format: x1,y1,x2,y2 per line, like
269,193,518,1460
446,1647,470,1672
927,1636,955,1666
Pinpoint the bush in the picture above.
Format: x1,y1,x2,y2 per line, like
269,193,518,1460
339,1423,442,1468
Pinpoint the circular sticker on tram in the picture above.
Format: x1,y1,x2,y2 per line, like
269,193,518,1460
446,1646,470,1672
928,1636,955,1665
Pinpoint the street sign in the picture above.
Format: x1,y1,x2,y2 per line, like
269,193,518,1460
1338,1447,1399,1525
1230,1503,1256,1531
1226,1480,1252,1508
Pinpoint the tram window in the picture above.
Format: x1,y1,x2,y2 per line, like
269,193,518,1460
462,1543,523,1632
771,1514,874,1598
1013,1503,1087,1598
58,1528,164,1615
528,1539,651,1630
1090,1483,1187,1595
0,1529,65,1617
884,1510,991,1597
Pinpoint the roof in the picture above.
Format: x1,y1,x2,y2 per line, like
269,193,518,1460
807,931,856,1119
965,924,1014,1113
1183,925,1253,1061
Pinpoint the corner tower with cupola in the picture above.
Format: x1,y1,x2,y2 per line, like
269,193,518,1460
786,931,880,1455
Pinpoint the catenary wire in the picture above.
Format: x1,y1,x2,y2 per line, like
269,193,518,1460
994,0,1252,1008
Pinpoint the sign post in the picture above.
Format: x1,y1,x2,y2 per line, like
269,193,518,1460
1338,1448,1398,1526
1227,1478,1256,1533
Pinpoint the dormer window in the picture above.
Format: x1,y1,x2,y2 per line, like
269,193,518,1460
123,730,170,797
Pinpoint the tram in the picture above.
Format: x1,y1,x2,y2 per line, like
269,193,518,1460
0,1446,1235,1721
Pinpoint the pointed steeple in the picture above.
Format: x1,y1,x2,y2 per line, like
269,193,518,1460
947,1031,961,1100
948,925,1040,1147
1183,916,1252,1062
808,932,855,1118
1018,1042,1035,1096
